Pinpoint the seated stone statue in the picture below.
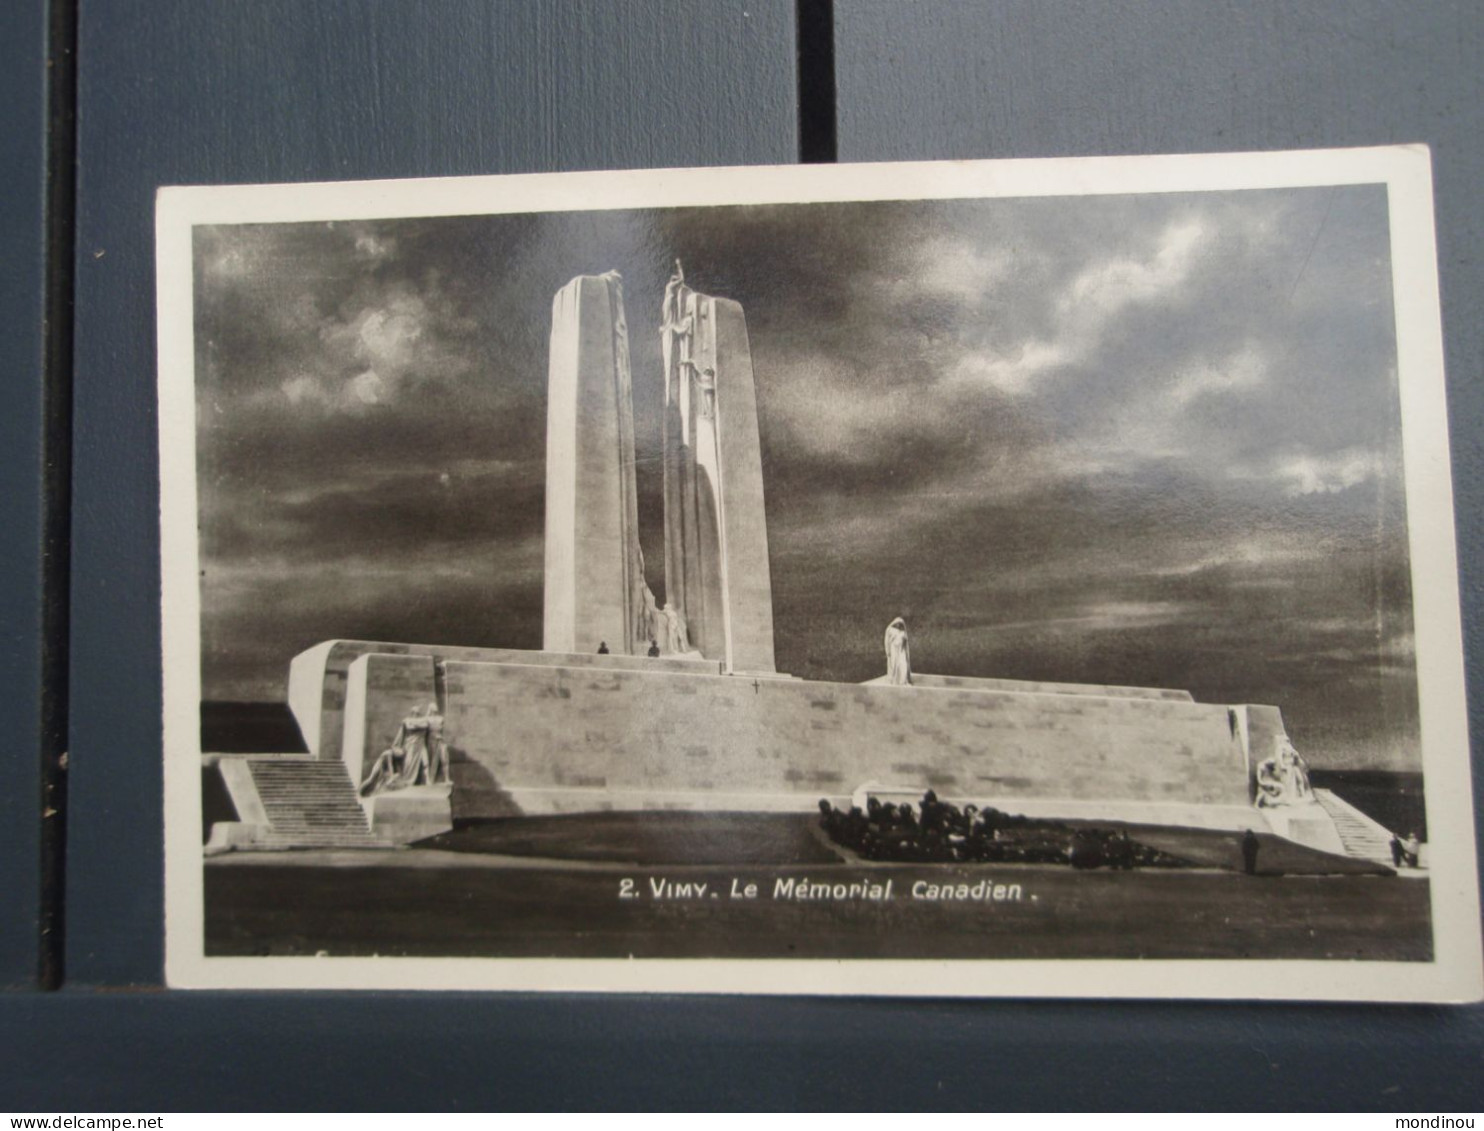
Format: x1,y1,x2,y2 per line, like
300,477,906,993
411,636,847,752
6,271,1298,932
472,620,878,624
1254,756,1286,807
1254,736,1314,808
359,704,435,797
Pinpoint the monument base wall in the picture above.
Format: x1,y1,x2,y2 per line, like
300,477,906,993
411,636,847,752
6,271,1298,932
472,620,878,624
438,656,1260,818
288,638,723,759
862,672,1194,702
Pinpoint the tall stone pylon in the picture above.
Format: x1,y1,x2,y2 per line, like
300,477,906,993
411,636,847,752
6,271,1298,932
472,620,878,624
660,263,777,673
544,273,650,656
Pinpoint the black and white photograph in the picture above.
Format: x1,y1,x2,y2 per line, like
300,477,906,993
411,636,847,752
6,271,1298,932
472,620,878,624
157,149,1482,998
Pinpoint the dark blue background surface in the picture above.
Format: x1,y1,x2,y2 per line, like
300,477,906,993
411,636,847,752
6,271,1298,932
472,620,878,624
0,0,47,991
4,0,1482,1110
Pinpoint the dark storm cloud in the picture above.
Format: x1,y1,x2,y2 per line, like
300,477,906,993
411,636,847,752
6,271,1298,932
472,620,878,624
193,185,1417,768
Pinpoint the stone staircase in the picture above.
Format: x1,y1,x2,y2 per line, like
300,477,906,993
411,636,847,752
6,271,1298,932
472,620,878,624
246,758,387,849
1314,787,1404,868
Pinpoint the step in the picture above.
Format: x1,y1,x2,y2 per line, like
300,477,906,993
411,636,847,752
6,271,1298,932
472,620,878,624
256,831,384,844
1313,788,1411,868
245,758,378,848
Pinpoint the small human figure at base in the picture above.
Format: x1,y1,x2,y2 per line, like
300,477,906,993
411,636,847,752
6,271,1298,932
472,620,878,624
1241,828,1260,875
647,639,661,657
1403,831,1421,868
597,641,610,654
1390,833,1404,868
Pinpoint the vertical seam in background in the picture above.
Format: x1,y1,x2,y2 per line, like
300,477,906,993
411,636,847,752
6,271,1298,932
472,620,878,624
795,0,837,164
39,0,78,991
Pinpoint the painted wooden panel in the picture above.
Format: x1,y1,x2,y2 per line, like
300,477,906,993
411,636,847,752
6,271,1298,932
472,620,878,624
0,0,46,989
68,0,797,986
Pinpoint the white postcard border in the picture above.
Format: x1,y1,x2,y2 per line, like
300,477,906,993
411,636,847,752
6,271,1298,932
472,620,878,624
158,146,1483,1000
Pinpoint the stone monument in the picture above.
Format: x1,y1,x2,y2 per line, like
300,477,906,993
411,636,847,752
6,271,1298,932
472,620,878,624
660,262,777,673
244,262,1375,867
543,272,652,657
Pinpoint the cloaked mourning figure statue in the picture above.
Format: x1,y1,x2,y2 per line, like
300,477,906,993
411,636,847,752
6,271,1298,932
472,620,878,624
885,617,912,686
359,702,451,797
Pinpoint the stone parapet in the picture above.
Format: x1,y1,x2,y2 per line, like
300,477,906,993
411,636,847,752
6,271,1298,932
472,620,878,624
289,638,727,759
436,656,1260,819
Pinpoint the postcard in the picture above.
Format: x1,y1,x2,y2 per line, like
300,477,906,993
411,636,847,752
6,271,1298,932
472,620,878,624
158,147,1482,999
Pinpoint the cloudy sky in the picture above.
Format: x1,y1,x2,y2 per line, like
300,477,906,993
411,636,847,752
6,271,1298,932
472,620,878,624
193,183,1419,769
